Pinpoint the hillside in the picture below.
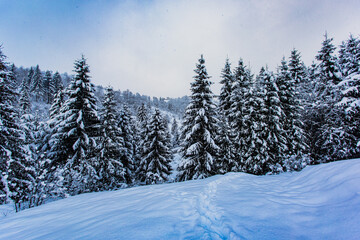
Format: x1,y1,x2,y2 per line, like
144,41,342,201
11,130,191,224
1,159,360,240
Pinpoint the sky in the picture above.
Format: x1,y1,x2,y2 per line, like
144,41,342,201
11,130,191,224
1,0,360,98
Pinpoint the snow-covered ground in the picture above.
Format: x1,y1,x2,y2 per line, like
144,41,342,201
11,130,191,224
1,159,359,240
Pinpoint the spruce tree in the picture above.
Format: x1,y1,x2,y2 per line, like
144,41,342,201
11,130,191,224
241,72,267,174
336,35,360,159
30,65,43,101
229,59,253,169
276,58,307,158
49,55,100,194
19,78,31,114
43,70,53,104
8,64,17,88
135,103,149,171
219,58,234,120
0,47,31,210
338,35,360,77
96,87,127,190
310,34,345,162
137,109,172,184
51,71,63,98
118,105,136,184
177,55,219,181
171,118,180,148
26,67,34,88
49,84,65,120
288,48,307,85
216,110,236,173
262,70,287,173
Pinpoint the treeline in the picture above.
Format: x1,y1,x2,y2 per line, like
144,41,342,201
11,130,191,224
11,64,189,119
1,32,359,212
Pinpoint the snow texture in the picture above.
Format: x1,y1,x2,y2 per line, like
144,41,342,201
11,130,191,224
1,159,360,239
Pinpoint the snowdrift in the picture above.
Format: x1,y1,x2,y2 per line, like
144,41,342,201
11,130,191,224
1,159,360,239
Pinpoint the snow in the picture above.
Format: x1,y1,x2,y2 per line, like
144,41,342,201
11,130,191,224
1,159,360,239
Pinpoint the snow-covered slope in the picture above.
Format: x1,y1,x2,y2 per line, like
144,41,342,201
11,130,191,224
1,159,360,240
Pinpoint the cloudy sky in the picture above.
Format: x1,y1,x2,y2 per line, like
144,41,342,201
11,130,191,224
1,0,360,97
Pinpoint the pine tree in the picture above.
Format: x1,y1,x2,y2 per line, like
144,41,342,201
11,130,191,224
137,109,172,184
49,55,100,194
336,35,360,159
118,105,136,184
0,47,31,210
137,103,148,128
310,34,346,162
216,110,236,173
26,67,34,88
177,55,219,181
171,118,180,148
29,121,63,207
43,70,53,104
229,59,253,169
8,64,17,89
288,49,307,85
262,70,287,173
241,73,267,174
49,84,65,120
276,58,307,159
338,35,360,77
19,78,31,114
96,87,127,190
30,65,43,101
219,58,234,120
135,103,149,171
51,71,63,98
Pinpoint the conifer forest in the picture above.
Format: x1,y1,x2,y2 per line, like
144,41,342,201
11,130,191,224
1,32,360,213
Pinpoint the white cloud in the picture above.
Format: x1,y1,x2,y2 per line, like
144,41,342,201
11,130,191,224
4,0,360,97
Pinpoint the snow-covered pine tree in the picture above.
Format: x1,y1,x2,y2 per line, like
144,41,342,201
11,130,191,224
7,64,17,89
276,58,307,160
338,35,360,78
337,35,360,159
30,65,43,101
26,67,34,88
118,105,136,185
229,59,253,169
219,58,234,121
135,102,149,171
0,47,32,210
49,82,65,120
171,118,180,148
19,78,31,114
241,70,268,174
288,49,309,105
288,49,307,86
49,55,100,194
51,71,63,98
216,109,236,173
43,70,53,104
29,120,64,207
137,103,148,126
47,80,66,168
137,109,172,184
177,55,219,181
261,70,287,173
96,87,127,190
310,34,347,162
